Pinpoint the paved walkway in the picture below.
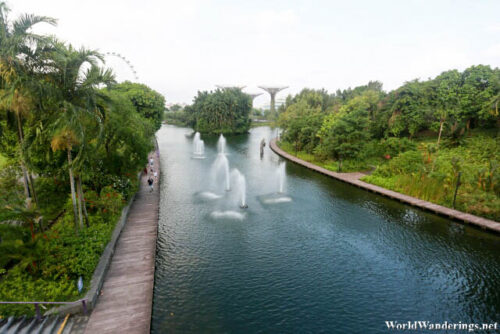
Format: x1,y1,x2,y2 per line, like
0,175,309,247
84,152,160,333
270,139,500,234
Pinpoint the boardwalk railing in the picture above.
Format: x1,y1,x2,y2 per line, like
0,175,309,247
0,299,87,320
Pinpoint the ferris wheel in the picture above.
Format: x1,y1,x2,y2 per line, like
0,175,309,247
104,52,139,81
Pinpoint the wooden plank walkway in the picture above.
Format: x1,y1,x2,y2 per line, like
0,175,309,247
270,139,500,234
84,152,160,334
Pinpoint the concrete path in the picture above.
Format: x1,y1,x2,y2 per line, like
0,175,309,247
83,152,160,333
270,139,500,234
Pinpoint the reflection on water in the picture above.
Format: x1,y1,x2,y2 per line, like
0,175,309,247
152,125,500,334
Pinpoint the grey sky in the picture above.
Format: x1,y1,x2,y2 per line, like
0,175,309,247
10,0,500,107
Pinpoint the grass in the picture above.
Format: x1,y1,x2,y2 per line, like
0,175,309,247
278,141,380,172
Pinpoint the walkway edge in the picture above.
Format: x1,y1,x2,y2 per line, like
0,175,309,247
270,139,500,234
83,145,160,333
46,172,142,316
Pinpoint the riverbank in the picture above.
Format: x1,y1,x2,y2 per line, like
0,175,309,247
270,139,500,234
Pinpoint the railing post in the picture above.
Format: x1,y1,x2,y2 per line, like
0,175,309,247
35,303,41,321
82,299,88,315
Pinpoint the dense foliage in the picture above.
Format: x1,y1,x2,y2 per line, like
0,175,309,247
0,2,162,315
185,88,252,134
111,81,165,131
0,185,128,315
277,69,499,220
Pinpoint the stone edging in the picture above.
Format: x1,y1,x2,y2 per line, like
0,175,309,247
270,139,500,234
46,172,143,315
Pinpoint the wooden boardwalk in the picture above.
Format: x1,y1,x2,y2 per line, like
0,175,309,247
270,139,500,234
84,153,160,334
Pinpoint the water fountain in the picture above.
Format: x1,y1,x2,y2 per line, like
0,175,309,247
231,169,248,208
257,162,292,205
192,132,205,158
217,134,226,154
277,162,286,193
213,152,230,191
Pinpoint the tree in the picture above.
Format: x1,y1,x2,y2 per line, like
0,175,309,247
0,1,56,207
459,65,499,132
84,89,154,193
317,97,371,171
435,70,462,147
170,104,182,112
49,44,115,233
388,80,433,138
186,88,252,134
278,93,326,153
112,81,165,131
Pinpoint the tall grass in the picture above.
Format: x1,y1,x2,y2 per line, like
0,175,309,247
279,133,500,221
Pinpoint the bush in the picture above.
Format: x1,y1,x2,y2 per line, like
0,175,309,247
379,137,417,157
373,150,424,177
365,133,500,220
0,187,126,316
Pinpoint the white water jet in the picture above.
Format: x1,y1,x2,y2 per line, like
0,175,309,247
213,153,230,191
277,162,286,193
231,169,247,208
217,134,227,154
193,132,205,158
263,196,292,204
198,191,222,200
210,210,246,220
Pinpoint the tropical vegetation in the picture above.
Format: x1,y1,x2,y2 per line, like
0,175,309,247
277,68,500,221
184,88,252,134
0,2,164,315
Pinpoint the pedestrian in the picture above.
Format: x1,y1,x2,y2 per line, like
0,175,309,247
150,157,154,167
147,177,154,192
154,170,158,180
143,167,148,175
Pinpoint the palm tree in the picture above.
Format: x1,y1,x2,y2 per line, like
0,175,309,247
0,1,56,207
49,44,115,233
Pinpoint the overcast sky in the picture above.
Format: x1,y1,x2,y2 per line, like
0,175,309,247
9,0,500,107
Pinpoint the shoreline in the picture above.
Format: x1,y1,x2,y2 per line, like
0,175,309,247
270,138,500,234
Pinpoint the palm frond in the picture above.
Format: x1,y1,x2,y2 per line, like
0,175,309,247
12,14,57,36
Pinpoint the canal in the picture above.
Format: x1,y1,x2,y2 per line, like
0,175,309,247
152,125,500,333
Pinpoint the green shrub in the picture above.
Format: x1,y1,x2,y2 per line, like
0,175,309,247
373,150,424,177
0,186,126,316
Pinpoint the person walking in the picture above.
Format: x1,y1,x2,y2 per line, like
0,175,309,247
147,177,154,192
150,157,154,167
153,170,158,181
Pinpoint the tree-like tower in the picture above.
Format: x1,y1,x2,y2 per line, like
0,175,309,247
215,85,246,90
258,86,288,115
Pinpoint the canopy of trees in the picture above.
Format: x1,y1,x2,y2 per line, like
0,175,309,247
279,68,499,160
185,88,252,134
277,70,499,220
111,81,165,131
0,2,165,314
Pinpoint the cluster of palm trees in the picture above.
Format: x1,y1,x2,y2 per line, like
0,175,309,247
0,3,150,234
